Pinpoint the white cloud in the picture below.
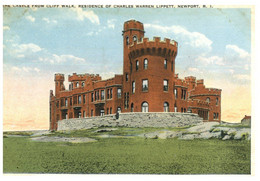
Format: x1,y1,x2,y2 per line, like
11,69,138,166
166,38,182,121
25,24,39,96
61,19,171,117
188,67,201,74
107,19,116,29
3,26,10,31
42,18,57,24
229,69,234,74
26,15,35,22
233,74,250,81
226,45,250,60
11,66,40,73
195,55,224,65
86,32,94,36
144,24,212,51
13,43,42,58
71,8,100,25
40,54,86,64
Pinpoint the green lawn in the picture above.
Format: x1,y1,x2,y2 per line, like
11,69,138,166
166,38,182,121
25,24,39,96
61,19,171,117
3,134,251,174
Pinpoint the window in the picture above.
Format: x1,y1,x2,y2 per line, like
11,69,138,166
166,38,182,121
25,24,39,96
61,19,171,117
82,82,85,87
164,102,169,112
100,110,105,116
133,35,137,42
132,81,135,93
117,107,121,113
83,95,85,104
130,62,132,73
171,61,173,71
136,60,139,71
183,90,186,100
76,82,79,87
78,112,81,118
107,108,109,114
216,97,219,105
181,108,183,113
126,36,129,45
95,91,99,100
144,58,148,69
91,110,93,117
142,79,148,91
65,98,68,107
78,96,81,104
117,88,122,98
91,93,94,102
107,89,110,99
164,59,167,69
174,106,177,112
206,97,210,103
71,83,73,90
131,103,134,112
110,107,112,114
101,90,105,100
70,98,72,106
124,92,129,109
141,102,149,112
126,73,129,82
110,88,113,99
163,80,168,91
184,108,186,112
174,89,178,99
56,101,59,108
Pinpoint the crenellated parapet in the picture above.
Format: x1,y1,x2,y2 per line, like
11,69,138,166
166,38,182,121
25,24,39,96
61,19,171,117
68,73,101,82
128,37,178,59
55,73,65,81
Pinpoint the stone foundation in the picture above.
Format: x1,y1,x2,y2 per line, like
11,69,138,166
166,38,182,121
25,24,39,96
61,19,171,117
57,112,203,131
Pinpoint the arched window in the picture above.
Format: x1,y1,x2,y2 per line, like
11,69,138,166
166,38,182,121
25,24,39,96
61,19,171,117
206,97,210,103
133,35,137,42
136,60,139,71
144,58,148,69
216,97,219,105
126,36,129,45
164,59,167,69
141,102,149,112
132,81,135,93
76,82,79,87
82,82,85,87
131,103,134,112
164,102,169,112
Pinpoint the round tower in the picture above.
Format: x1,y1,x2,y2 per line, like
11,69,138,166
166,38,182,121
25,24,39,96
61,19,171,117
54,73,65,96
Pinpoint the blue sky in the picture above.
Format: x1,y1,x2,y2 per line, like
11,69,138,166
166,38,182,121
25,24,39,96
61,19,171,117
3,6,252,130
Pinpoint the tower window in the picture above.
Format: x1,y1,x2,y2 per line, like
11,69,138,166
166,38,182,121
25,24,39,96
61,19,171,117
82,82,85,87
206,97,210,103
78,95,81,104
132,81,135,93
144,58,148,69
101,90,105,100
216,97,219,105
142,79,148,91
174,89,178,99
164,102,169,112
76,82,79,87
126,36,129,45
131,103,134,112
133,35,137,42
141,102,149,112
126,73,129,82
163,80,168,91
117,88,122,98
107,89,110,99
164,59,167,69
136,60,139,71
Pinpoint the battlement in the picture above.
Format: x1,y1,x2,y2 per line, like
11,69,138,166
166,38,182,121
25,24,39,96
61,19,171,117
123,19,144,32
205,88,222,94
54,73,64,81
175,78,188,87
185,76,196,82
128,36,178,59
68,73,101,82
197,79,204,84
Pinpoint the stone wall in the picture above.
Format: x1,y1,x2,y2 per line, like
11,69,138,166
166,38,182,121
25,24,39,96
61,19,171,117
57,112,203,131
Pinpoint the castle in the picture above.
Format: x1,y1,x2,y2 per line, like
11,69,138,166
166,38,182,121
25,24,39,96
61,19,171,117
49,20,221,130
